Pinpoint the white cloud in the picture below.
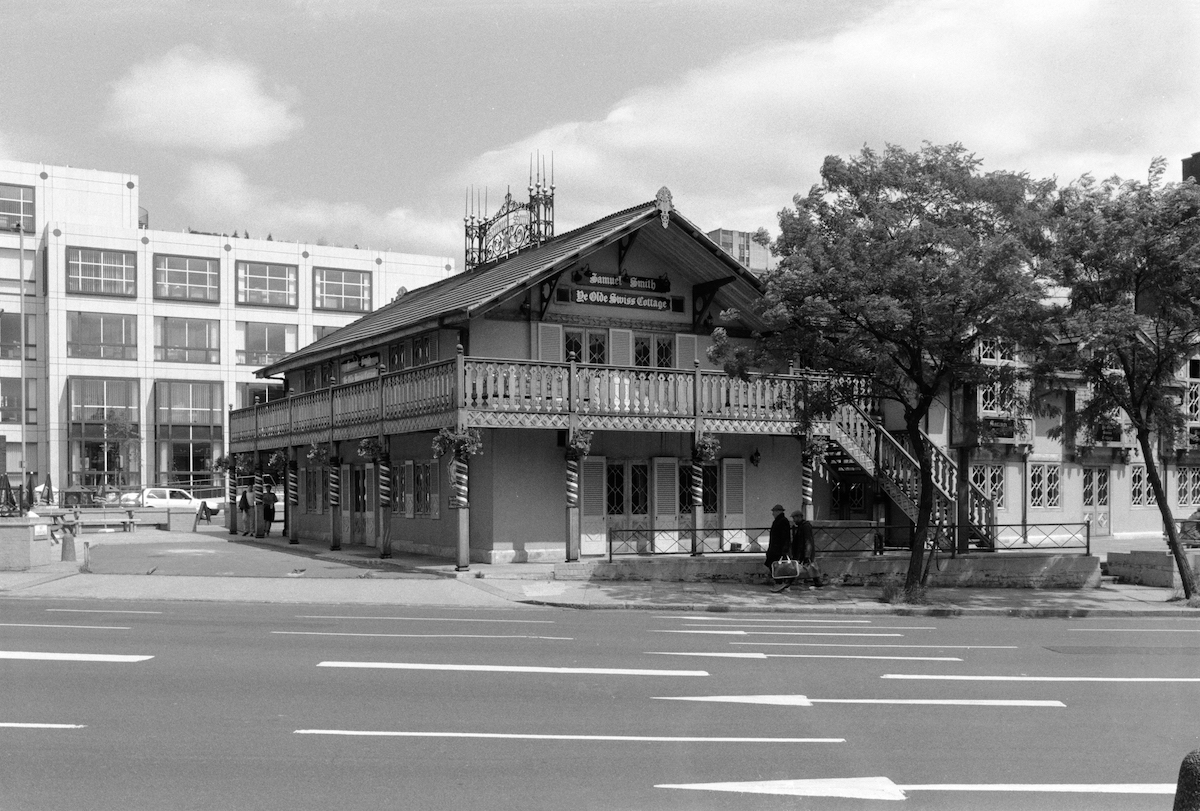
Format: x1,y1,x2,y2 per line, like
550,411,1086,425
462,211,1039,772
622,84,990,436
180,160,458,257
106,46,302,153
450,0,1200,236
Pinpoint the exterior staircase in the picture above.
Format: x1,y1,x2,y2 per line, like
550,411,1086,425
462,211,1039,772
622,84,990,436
824,404,996,549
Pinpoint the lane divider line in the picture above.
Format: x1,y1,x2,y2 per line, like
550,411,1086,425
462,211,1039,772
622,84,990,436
0,651,152,663
294,730,842,743
317,662,708,676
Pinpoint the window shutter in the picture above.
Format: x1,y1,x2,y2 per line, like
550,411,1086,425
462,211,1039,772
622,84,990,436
538,323,563,362
609,328,634,367
676,334,698,369
430,459,441,519
404,460,414,518
580,456,607,556
651,457,682,552
721,457,747,550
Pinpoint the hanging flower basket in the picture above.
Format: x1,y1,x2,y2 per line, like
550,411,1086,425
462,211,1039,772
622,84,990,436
211,454,236,474
566,429,593,460
692,432,721,464
357,437,387,461
432,427,483,460
266,450,289,480
306,442,331,466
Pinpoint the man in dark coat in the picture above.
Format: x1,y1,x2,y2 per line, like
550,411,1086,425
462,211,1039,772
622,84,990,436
790,509,822,588
765,504,790,586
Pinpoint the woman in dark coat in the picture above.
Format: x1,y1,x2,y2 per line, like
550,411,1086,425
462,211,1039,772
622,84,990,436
764,504,790,582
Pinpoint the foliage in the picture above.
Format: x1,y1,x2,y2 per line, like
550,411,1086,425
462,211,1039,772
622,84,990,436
691,432,721,464
1040,159,1200,597
357,437,387,461
432,427,483,459
711,142,1055,591
211,454,236,474
266,450,289,480
566,429,593,460
305,442,330,466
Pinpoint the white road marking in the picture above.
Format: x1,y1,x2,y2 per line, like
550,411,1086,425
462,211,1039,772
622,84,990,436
0,623,129,630
0,651,152,663
884,674,1200,682
656,776,1174,799
274,632,571,640
734,642,1017,649
654,630,904,638
648,651,960,662
46,609,162,614
317,661,707,676
0,723,88,729
294,730,842,743
659,616,871,623
1069,628,1200,633
686,628,936,633
296,615,553,623
653,695,1065,708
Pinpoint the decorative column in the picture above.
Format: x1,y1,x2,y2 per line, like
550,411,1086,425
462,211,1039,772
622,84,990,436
253,469,264,538
377,455,392,558
451,453,470,571
328,458,341,550
564,424,589,563
287,457,299,545
802,455,814,520
690,461,704,556
226,466,237,536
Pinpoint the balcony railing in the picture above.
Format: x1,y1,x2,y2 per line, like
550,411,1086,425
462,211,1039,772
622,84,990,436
228,354,867,445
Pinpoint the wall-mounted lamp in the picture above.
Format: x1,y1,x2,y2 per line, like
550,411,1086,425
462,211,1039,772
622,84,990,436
749,449,761,467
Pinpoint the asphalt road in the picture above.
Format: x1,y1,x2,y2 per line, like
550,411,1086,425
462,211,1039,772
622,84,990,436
1,598,1197,810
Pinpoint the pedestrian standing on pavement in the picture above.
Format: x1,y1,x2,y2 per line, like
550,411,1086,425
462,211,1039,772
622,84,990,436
790,509,823,589
262,485,278,536
239,487,252,536
765,504,791,588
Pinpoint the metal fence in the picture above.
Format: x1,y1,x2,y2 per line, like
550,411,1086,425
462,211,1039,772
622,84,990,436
607,522,1091,560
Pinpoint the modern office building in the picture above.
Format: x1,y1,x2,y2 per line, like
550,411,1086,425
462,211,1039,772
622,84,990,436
0,159,455,494
705,227,775,275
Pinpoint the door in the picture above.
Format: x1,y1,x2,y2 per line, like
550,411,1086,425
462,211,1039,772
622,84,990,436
652,457,683,552
1082,467,1111,538
604,460,650,554
721,458,746,550
349,465,367,544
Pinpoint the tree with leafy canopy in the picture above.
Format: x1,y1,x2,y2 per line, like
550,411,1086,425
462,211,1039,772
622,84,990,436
710,142,1055,596
1041,159,1200,599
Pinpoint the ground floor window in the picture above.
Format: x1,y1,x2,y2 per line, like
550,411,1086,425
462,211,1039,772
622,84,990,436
155,436,221,489
1131,465,1157,507
1178,467,1200,507
412,460,436,517
677,463,718,514
830,480,867,518
1029,463,1060,508
970,463,1005,510
1083,467,1110,508
304,468,325,514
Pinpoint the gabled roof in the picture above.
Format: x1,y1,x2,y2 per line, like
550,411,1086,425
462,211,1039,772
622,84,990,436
258,192,766,377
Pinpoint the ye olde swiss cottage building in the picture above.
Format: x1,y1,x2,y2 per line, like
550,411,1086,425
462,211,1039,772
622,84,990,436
229,183,1194,565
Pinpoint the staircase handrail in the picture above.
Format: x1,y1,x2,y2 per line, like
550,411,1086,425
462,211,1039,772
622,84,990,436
914,427,997,540
843,403,957,517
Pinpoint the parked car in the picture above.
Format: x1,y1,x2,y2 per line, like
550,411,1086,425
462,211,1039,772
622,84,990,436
120,487,223,514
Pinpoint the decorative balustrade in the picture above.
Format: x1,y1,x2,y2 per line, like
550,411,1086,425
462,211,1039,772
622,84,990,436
227,356,868,447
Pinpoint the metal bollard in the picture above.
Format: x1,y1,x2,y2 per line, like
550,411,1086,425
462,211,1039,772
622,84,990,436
1176,749,1200,811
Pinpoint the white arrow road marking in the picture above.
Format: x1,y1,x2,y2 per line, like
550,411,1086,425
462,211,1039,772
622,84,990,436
0,623,130,630
294,730,843,743
0,723,87,729
655,776,1175,799
647,651,961,662
0,651,152,663
884,674,1200,682
653,695,1065,708
275,632,572,640
46,609,162,614
317,662,707,676
654,630,904,637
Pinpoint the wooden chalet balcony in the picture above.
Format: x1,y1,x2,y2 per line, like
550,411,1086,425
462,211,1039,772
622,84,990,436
228,355,862,451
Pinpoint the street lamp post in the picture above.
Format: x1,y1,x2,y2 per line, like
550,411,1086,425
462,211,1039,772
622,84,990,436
4,217,28,515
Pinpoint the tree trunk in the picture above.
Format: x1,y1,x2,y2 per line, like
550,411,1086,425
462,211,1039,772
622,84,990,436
904,415,935,593
1139,428,1197,599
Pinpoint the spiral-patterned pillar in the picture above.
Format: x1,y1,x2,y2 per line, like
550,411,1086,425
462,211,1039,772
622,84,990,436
377,459,391,509
802,457,814,515
565,456,579,508
691,462,704,555
227,471,237,535
328,465,340,508
226,471,236,505
450,455,469,509
287,468,299,506
253,471,263,503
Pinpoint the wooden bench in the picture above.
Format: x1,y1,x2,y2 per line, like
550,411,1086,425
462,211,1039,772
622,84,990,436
60,511,140,534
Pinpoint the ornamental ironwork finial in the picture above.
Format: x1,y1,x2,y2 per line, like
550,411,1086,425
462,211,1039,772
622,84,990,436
655,186,673,228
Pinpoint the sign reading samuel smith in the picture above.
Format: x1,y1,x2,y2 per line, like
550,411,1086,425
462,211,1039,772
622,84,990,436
581,271,670,293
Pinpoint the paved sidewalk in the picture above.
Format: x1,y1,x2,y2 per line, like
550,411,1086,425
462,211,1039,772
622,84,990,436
0,524,1197,617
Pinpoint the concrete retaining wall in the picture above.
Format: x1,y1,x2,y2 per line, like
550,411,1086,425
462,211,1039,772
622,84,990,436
556,552,1101,589
1107,550,1200,589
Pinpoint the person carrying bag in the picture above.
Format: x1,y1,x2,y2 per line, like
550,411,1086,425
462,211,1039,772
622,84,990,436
790,509,824,589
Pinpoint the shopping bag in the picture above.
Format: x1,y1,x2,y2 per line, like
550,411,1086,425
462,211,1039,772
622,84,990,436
798,561,822,581
771,557,801,580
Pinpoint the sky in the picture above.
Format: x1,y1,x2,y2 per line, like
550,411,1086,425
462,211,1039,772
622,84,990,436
2,0,1197,264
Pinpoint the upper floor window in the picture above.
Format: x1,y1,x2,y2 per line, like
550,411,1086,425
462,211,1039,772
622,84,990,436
236,261,297,308
412,333,438,366
0,184,34,233
0,377,35,424
565,328,606,364
634,333,675,368
68,377,139,425
154,381,223,426
314,325,340,343
1029,462,1060,508
66,248,136,297
66,312,137,360
154,317,220,364
314,268,371,312
0,312,35,361
238,322,296,366
977,337,1016,364
154,255,219,302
